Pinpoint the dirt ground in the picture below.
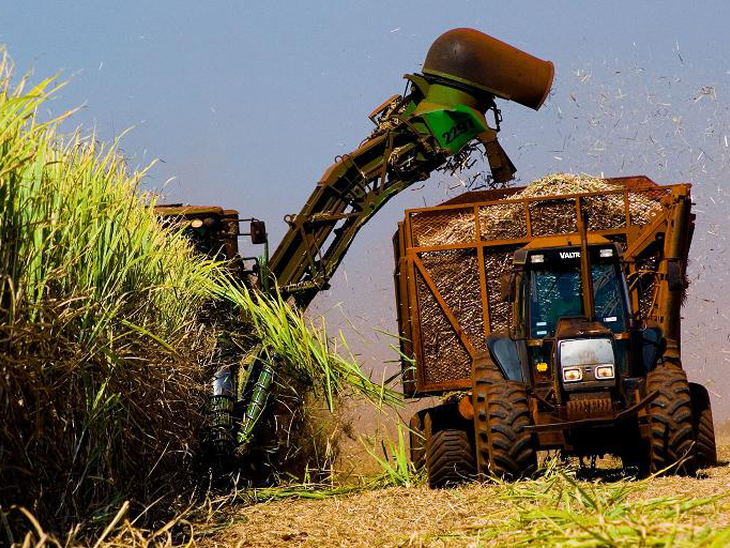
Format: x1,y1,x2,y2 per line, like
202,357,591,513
209,438,730,548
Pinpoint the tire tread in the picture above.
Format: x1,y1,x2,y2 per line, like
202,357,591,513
647,364,696,474
425,429,476,488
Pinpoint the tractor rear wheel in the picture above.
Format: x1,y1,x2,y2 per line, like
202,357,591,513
425,428,476,488
646,364,696,474
472,353,536,480
690,382,717,468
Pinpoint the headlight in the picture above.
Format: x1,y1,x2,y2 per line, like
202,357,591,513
559,338,616,384
563,367,583,382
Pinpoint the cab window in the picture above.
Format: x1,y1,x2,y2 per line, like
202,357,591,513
591,261,627,333
527,250,628,337
529,265,583,337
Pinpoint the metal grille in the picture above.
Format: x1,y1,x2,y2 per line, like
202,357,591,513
420,248,486,354
484,247,518,333
635,252,661,320
479,203,527,240
409,208,475,247
629,190,665,226
583,195,627,231
415,270,471,385
529,199,578,236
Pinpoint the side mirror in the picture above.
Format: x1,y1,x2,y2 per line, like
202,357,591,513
666,259,684,292
250,220,268,245
500,273,516,302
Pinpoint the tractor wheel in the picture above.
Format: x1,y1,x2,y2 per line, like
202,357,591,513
646,364,696,475
409,411,427,471
690,382,717,468
425,428,476,488
472,353,536,480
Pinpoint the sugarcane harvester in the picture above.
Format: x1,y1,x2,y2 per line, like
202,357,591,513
163,28,554,461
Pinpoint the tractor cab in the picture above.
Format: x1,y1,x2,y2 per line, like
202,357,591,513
501,234,641,400
519,242,630,339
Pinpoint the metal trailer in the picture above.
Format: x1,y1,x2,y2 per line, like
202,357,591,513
394,176,717,485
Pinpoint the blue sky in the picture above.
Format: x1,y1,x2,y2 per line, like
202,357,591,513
4,2,730,416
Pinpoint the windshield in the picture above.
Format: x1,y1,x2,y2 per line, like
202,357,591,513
527,248,627,337
592,262,626,328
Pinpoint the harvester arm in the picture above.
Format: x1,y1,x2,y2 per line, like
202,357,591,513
270,77,480,308
269,29,553,309
225,29,553,463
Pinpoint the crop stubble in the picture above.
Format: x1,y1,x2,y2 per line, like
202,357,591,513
219,440,730,548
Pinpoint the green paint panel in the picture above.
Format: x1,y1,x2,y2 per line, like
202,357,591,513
421,106,487,154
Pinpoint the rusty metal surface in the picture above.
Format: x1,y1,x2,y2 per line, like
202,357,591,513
442,187,520,206
423,28,554,110
393,226,416,396
555,318,615,340
458,395,474,420
526,391,659,434
652,185,693,358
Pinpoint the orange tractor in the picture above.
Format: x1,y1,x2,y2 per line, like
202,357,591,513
394,177,716,485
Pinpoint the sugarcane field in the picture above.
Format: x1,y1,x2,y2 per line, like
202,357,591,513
4,4,730,548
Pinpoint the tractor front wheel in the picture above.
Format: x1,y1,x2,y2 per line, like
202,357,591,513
646,364,696,475
472,353,536,480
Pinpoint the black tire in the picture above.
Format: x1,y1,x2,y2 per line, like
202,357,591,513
472,353,536,480
690,382,717,468
425,429,476,488
473,353,502,478
485,380,537,479
409,412,427,471
646,364,696,475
